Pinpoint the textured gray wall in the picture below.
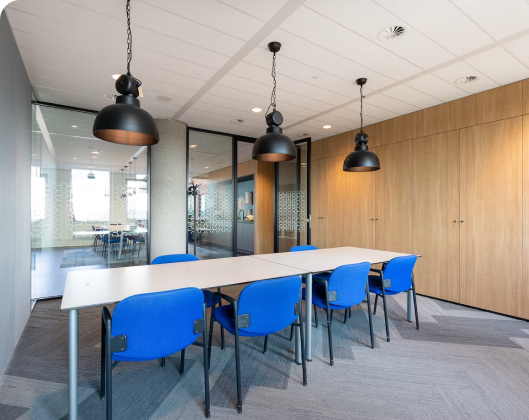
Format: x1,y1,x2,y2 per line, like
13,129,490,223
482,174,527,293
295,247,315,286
0,11,32,378
150,119,187,262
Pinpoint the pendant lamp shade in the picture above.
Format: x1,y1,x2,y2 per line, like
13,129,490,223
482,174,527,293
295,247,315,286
343,78,380,172
252,42,296,162
92,0,159,146
252,110,296,162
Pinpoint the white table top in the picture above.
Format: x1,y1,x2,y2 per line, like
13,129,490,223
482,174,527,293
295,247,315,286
251,247,416,273
73,228,147,236
60,256,306,311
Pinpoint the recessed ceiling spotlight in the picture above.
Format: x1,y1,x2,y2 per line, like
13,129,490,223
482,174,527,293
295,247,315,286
231,118,244,124
311,75,319,80
156,95,172,102
189,144,197,148
91,149,103,154
71,125,78,128
252,107,262,113
112,74,120,80
323,125,332,129
204,166,209,169
103,92,117,101
73,158,77,159
454,75,480,85
377,25,408,42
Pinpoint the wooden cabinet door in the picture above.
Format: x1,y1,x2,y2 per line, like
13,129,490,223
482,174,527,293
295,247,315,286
310,159,325,248
345,153,375,248
460,117,522,317
375,141,413,253
323,155,345,248
413,131,460,302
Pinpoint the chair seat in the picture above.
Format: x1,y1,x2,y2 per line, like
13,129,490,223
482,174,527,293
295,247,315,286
203,290,220,309
213,305,268,337
302,285,349,311
368,275,402,296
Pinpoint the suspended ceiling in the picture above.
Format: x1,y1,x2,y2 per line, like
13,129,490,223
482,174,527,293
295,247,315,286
7,0,529,142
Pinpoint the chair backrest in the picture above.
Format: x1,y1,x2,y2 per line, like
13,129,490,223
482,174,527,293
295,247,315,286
290,245,318,252
383,255,418,293
328,262,371,307
237,276,302,335
151,254,199,265
112,288,204,359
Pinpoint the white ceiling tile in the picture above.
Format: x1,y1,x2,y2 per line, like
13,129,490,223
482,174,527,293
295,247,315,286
328,107,382,126
217,0,289,21
382,85,443,108
464,47,529,86
364,94,420,115
433,61,499,93
503,34,529,69
279,6,422,80
376,0,493,56
304,0,455,69
451,0,529,40
405,74,468,102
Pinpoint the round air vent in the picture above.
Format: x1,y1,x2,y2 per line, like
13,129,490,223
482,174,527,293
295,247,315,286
103,92,117,101
297,132,310,138
156,95,172,102
454,76,480,85
231,118,244,124
377,25,408,42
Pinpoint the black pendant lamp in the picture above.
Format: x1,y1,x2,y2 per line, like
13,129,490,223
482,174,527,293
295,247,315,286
93,0,159,146
343,78,380,172
252,42,296,162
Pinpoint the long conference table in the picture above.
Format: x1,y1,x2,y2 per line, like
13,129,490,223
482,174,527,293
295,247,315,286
61,247,416,419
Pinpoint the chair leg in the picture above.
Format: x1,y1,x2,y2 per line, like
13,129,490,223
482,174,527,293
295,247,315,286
100,320,105,399
324,282,334,366
289,324,294,341
373,294,378,314
330,309,334,324
105,324,113,419
381,289,390,342
208,304,215,368
314,305,318,328
343,309,347,324
234,327,242,413
202,304,211,419
299,291,307,386
349,307,352,318
180,348,185,375
161,357,166,369
264,335,269,354
412,274,420,330
366,289,375,349
217,288,225,350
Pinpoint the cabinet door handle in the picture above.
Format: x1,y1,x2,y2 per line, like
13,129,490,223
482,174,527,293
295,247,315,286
460,220,464,223
453,220,457,223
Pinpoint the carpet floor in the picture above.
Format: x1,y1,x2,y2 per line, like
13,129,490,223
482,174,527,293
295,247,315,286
1,287,529,420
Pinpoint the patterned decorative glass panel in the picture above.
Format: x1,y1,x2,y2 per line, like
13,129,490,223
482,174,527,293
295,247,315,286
277,189,307,233
188,184,234,234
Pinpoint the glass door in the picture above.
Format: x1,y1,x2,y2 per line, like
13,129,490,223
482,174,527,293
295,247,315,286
275,138,311,252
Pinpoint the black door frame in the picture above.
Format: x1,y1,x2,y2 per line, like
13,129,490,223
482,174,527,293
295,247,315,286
186,127,256,257
274,137,312,253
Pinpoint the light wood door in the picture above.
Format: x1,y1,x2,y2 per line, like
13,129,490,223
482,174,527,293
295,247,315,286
375,140,413,253
460,117,523,317
323,155,345,248
523,115,529,319
345,153,375,248
413,131,460,302
310,159,325,248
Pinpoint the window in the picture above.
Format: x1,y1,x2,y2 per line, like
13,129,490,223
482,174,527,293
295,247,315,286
31,166,46,221
71,169,110,222
126,178,148,220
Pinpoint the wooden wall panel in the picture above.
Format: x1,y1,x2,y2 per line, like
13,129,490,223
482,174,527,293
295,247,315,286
460,117,522,317
255,161,274,254
412,131,460,302
475,81,522,125
523,115,529,318
323,155,346,248
523,79,529,115
345,153,375,248
375,140,413,253
421,95,476,137
238,160,255,177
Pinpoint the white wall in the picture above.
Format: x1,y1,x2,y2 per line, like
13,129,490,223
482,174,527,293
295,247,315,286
150,119,187,261
0,11,32,378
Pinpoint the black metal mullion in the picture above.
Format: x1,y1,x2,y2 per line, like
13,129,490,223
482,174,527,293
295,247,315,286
296,146,301,247
274,162,279,253
232,136,237,257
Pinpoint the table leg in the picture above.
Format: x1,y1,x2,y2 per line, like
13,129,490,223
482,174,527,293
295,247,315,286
305,273,312,361
68,309,78,420
407,289,413,322
295,313,301,364
118,232,124,260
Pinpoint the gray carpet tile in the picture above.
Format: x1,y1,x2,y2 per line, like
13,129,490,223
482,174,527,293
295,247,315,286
2,288,529,419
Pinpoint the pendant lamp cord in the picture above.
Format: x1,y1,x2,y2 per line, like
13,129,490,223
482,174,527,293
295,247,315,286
126,0,142,87
360,83,364,134
267,52,277,115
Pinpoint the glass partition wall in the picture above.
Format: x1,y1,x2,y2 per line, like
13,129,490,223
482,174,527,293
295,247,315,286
31,105,149,299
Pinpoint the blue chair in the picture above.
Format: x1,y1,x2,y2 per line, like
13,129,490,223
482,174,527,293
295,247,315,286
290,245,318,252
100,288,210,419
368,255,419,342
151,254,224,351
102,233,120,255
303,262,373,365
208,276,307,413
